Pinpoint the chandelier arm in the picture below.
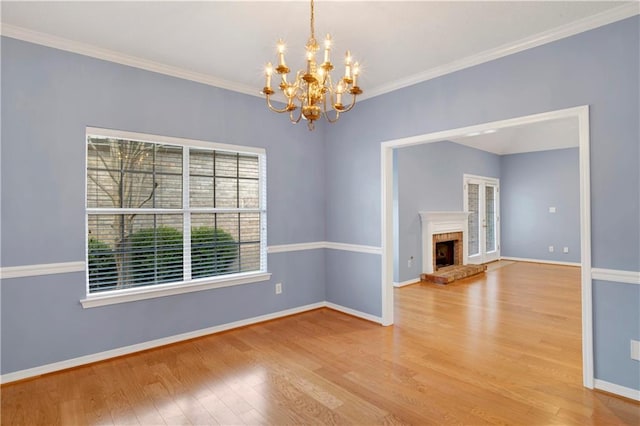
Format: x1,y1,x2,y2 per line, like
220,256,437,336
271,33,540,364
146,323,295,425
325,110,341,123
289,107,303,124
340,93,359,113
321,88,340,123
266,95,292,114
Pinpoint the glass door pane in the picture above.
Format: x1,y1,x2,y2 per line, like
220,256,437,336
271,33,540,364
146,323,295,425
485,185,496,252
468,183,480,257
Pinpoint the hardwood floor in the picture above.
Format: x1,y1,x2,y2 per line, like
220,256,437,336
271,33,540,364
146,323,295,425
2,261,639,425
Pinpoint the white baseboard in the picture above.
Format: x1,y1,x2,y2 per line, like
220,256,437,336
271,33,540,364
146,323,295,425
0,300,384,384
324,302,383,324
594,379,640,401
500,257,581,267
393,278,421,287
0,302,325,384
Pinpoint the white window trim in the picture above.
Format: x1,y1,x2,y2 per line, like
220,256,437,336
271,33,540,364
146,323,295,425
84,127,268,307
80,271,272,308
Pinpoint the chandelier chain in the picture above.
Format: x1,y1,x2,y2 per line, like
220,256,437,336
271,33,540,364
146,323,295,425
310,0,315,40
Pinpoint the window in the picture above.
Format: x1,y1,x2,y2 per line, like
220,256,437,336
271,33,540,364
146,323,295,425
84,128,267,305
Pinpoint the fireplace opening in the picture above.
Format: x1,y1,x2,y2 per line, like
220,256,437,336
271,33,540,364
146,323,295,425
435,240,455,269
430,231,463,272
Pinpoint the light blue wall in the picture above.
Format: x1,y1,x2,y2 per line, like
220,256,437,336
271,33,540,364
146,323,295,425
2,15,639,393
325,250,382,317
500,148,580,263
394,141,501,283
593,281,640,390
325,16,639,390
0,37,326,374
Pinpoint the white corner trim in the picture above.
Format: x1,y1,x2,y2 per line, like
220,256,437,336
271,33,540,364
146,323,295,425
591,268,640,285
594,379,640,401
500,257,581,267
325,302,384,325
0,302,325,385
267,241,326,254
324,242,382,255
361,3,640,100
1,261,85,279
577,105,594,390
393,278,421,288
0,24,260,99
80,272,272,308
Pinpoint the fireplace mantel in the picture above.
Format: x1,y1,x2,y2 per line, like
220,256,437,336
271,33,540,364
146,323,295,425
419,211,470,274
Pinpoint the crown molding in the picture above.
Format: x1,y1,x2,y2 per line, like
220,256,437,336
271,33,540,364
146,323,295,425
2,3,638,101
360,3,640,100
0,23,261,99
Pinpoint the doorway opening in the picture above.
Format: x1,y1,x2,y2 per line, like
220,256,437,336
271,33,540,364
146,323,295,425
380,105,592,388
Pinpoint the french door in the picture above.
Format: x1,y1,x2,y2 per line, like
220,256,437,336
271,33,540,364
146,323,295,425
464,174,500,264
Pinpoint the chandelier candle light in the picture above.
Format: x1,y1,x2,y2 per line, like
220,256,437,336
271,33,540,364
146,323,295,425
261,0,363,131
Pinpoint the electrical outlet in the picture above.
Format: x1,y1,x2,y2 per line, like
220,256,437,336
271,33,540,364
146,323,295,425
408,256,414,268
275,283,282,294
548,245,554,253
631,340,640,361
563,247,569,253
549,207,556,213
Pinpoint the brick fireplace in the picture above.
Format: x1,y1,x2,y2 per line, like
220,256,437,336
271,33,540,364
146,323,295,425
419,211,470,275
433,231,463,270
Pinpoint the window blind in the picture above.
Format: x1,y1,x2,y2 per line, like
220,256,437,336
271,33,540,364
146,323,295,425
86,132,266,294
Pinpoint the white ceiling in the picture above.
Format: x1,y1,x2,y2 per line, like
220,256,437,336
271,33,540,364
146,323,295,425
449,116,579,155
1,1,636,99
1,1,635,153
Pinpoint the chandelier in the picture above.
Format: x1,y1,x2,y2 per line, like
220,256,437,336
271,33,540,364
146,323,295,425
261,0,363,131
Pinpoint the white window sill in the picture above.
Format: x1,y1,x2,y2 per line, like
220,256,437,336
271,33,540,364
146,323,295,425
80,271,272,309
